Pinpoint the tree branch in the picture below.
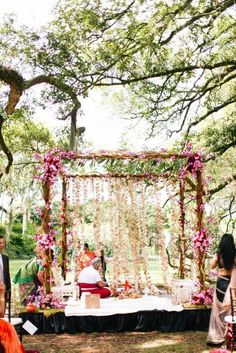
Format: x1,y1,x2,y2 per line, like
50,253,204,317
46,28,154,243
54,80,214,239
94,61,236,86
185,94,236,137
226,196,235,233
24,75,81,108
207,174,236,200
0,113,13,176
159,0,235,46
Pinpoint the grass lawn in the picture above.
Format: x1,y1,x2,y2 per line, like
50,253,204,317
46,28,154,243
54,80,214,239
10,259,28,279
23,331,213,353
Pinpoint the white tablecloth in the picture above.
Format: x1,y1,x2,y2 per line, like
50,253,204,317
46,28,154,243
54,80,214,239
65,295,183,317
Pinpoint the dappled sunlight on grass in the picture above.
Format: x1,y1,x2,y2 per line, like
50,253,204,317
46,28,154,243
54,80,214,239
129,331,212,353
136,337,182,349
23,331,212,353
132,341,211,353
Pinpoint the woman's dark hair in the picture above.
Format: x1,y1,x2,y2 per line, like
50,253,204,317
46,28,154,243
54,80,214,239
217,233,235,270
84,243,89,249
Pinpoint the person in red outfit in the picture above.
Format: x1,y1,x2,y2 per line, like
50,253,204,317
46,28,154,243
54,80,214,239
0,319,25,353
83,243,96,266
76,242,96,271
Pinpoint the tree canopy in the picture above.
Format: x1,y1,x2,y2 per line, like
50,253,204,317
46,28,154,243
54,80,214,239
0,0,235,217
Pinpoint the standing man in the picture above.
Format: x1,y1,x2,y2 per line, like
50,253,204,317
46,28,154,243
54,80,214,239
0,235,11,298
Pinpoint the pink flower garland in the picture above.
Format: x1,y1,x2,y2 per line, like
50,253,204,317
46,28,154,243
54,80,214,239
179,143,204,178
34,230,56,251
194,228,210,253
34,149,75,252
35,148,75,184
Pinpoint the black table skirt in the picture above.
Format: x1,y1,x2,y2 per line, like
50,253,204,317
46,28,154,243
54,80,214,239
20,309,210,334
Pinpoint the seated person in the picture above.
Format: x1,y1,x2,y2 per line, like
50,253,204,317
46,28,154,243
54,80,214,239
78,257,111,298
0,319,25,353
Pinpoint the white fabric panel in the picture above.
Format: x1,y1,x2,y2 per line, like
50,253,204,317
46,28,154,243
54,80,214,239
65,295,183,317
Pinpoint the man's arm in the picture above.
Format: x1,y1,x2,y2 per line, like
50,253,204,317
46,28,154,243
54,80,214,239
97,280,108,288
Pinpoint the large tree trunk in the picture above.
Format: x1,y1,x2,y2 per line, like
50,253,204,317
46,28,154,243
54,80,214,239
69,108,77,151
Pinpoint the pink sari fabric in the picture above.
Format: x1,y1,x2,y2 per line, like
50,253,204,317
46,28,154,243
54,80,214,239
207,268,236,344
0,319,25,353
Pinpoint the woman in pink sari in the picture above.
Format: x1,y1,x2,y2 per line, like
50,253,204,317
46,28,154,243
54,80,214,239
207,233,236,346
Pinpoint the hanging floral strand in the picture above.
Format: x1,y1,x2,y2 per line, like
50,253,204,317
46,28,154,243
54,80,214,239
179,178,186,279
68,178,77,244
113,179,123,284
72,177,81,249
119,180,130,280
108,179,119,288
127,179,141,291
61,177,68,280
93,178,102,252
140,182,151,290
114,179,129,282
80,178,88,243
153,181,170,288
166,182,180,272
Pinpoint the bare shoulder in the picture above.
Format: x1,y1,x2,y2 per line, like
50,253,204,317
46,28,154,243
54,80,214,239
210,254,218,269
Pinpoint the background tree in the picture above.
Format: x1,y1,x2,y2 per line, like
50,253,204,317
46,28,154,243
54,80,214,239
0,112,55,241
0,0,235,242
1,0,235,168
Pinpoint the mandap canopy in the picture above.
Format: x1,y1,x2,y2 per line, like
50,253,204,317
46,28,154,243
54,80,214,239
34,147,209,293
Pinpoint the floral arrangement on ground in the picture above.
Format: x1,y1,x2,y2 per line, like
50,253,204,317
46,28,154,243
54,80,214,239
191,287,214,306
24,286,65,314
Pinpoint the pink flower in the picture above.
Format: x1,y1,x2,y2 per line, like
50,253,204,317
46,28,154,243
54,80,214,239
34,149,75,186
209,349,230,353
194,228,210,254
34,231,55,250
191,287,214,305
27,286,65,309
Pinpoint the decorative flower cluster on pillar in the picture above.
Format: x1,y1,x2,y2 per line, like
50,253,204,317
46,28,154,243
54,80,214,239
34,149,75,292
